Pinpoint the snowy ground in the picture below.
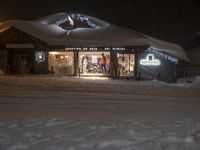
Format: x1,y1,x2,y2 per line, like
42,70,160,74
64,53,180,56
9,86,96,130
0,75,200,150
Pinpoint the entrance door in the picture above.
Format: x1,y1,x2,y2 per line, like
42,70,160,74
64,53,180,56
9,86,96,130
79,52,110,75
20,55,30,74
117,52,135,77
14,54,30,74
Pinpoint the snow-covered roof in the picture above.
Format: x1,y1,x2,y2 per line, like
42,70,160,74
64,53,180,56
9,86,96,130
145,35,188,60
0,12,188,60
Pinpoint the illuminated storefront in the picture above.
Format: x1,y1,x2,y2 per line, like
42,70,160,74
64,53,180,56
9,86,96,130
47,49,137,79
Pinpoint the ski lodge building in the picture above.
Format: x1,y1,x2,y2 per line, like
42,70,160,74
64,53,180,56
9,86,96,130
0,13,188,82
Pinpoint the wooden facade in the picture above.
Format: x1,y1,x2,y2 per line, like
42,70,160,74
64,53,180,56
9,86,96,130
0,27,48,74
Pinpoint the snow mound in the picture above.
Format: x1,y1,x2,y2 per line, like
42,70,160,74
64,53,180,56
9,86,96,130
177,76,200,87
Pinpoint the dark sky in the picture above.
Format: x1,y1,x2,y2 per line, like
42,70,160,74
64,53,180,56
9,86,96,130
0,0,200,46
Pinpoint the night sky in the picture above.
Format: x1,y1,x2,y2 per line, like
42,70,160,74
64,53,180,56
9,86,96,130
0,0,200,46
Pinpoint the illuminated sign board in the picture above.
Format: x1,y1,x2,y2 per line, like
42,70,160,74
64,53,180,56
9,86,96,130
65,47,126,51
140,54,160,66
35,51,45,63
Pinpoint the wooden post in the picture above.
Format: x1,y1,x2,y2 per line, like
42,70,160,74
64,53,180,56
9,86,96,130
118,67,121,80
157,73,160,81
78,67,80,78
73,51,79,76
51,66,54,76
138,72,141,80
134,49,138,78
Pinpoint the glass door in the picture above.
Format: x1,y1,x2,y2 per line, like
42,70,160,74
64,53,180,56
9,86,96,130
117,52,135,76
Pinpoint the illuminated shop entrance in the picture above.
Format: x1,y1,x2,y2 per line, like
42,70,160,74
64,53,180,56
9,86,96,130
79,52,110,75
117,52,135,77
49,52,74,75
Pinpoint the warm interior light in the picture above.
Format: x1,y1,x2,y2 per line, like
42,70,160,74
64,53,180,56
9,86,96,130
50,52,58,55
80,76,109,80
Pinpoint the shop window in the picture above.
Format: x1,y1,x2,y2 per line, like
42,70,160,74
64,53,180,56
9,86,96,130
79,52,110,75
49,52,74,75
118,53,135,76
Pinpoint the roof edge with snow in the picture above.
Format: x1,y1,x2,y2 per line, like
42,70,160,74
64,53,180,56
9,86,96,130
0,13,188,61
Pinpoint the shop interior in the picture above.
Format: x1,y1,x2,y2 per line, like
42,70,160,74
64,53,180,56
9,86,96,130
48,51,135,77
79,51,110,75
49,52,74,75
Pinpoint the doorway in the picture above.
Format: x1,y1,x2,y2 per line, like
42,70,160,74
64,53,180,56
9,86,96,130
14,54,31,74
117,52,135,77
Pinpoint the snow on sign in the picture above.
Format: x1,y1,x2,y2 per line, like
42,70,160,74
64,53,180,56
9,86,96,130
35,51,45,63
140,54,160,66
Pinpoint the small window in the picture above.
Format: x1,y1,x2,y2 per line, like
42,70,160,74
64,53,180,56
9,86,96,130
148,55,153,60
